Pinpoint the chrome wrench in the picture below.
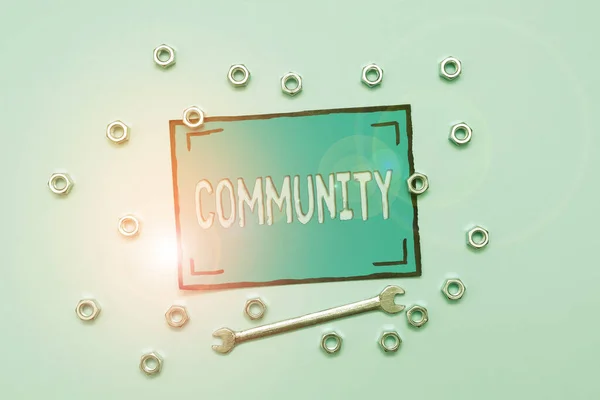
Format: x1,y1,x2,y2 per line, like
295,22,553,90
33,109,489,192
212,285,405,354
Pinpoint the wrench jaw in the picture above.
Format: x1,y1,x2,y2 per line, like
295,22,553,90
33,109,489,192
212,328,236,354
379,286,406,314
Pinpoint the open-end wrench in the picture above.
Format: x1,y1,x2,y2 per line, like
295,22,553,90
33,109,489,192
212,285,405,354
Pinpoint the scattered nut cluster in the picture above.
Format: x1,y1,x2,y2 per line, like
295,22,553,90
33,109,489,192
52,45,486,371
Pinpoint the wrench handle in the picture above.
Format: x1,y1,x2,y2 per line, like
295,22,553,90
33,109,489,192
236,296,380,344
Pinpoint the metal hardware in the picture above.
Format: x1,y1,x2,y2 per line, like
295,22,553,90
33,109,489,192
75,299,101,321
153,44,175,68
212,285,405,354
244,298,266,320
449,122,472,146
321,332,342,354
406,305,428,328
379,331,402,352
281,72,302,96
106,120,129,144
48,172,74,195
118,215,140,237
361,64,383,87
440,56,462,80
228,64,250,87
468,226,489,249
139,352,163,376
407,172,429,195
165,305,189,328
443,279,466,301
182,106,204,128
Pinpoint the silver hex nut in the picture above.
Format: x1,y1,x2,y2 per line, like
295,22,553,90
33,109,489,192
228,64,251,87
440,56,462,80
48,172,74,195
153,44,176,68
361,63,383,87
406,305,429,328
449,122,472,146
244,298,266,320
106,120,130,144
140,352,163,376
443,278,466,301
281,72,302,96
407,172,429,195
468,226,489,249
321,332,343,354
165,305,189,328
75,298,101,321
379,331,402,352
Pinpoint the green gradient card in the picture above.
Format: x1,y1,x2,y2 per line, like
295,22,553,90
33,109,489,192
169,105,421,290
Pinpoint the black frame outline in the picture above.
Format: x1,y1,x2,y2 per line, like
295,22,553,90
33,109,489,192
169,104,422,290
371,121,400,145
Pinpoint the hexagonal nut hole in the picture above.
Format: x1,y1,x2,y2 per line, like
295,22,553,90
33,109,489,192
153,44,176,68
165,305,189,328
406,305,428,328
361,64,383,87
443,279,466,301
244,298,266,320
48,172,74,195
75,299,101,321
106,120,130,144
468,226,489,249
379,331,402,352
139,352,163,376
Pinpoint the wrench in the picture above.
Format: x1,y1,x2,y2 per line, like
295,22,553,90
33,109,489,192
212,285,405,354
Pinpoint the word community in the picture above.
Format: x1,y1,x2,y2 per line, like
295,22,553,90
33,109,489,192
195,170,394,229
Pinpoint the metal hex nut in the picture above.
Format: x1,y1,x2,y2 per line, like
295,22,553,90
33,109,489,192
379,331,402,352
139,352,163,376
281,72,302,96
468,226,489,249
321,332,342,354
406,305,429,328
118,215,140,237
182,106,205,128
449,122,472,146
440,56,462,80
48,172,74,195
106,120,129,144
165,305,189,328
244,298,266,320
228,64,250,87
443,279,466,301
153,44,176,68
407,172,429,195
361,63,383,87
75,299,101,321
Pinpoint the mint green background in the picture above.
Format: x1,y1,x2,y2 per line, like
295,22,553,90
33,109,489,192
174,109,418,287
1,1,599,399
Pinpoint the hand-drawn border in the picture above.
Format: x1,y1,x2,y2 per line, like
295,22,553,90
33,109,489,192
169,104,422,290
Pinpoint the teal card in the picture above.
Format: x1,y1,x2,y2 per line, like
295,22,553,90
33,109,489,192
169,105,421,290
